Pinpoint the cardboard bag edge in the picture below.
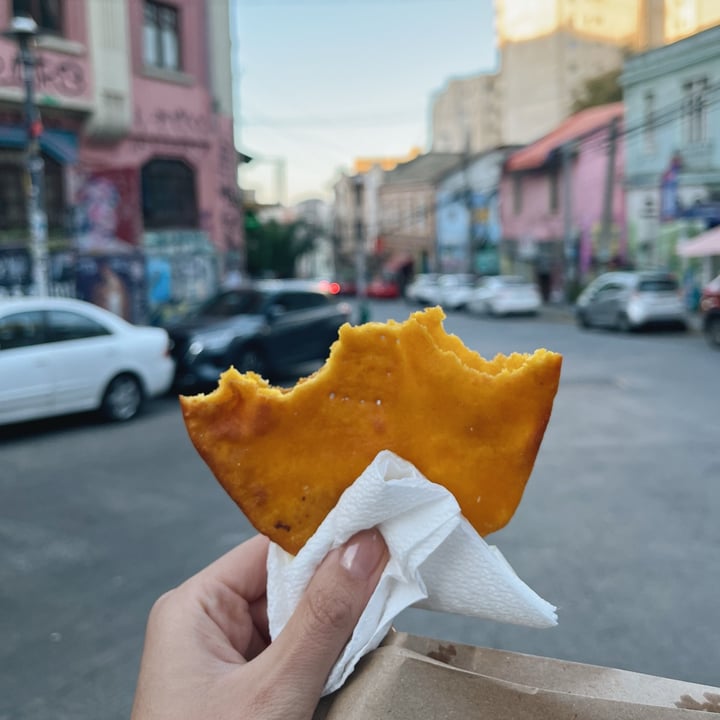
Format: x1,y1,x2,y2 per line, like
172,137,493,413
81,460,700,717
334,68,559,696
314,631,720,719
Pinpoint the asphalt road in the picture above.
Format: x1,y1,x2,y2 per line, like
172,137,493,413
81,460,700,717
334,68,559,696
1,300,719,719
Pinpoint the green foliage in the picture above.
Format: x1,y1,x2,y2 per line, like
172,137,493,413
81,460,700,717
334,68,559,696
572,68,622,113
245,216,316,278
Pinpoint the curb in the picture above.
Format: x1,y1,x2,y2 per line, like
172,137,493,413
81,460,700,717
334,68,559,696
539,304,703,335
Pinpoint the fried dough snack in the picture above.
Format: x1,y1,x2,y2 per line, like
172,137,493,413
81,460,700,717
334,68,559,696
181,307,562,555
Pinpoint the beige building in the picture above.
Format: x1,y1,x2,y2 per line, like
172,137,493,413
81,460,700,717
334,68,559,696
431,74,502,153
333,150,423,274
664,0,720,42
431,0,720,151
500,30,625,144
378,153,464,272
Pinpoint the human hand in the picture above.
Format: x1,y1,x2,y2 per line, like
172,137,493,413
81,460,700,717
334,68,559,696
131,529,388,720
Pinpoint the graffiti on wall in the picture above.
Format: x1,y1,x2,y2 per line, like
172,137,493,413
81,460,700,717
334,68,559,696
144,230,219,323
75,168,141,250
134,107,213,138
0,53,86,97
75,253,147,324
0,247,76,297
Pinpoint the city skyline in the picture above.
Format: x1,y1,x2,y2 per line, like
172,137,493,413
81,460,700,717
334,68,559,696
233,0,496,205
233,0,720,206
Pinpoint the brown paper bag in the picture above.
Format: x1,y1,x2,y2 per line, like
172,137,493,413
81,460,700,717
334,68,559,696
314,630,720,719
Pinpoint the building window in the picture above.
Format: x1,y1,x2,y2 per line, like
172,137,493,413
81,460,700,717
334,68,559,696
141,158,198,229
512,174,523,215
643,91,656,153
12,0,62,34
143,1,181,71
683,78,708,145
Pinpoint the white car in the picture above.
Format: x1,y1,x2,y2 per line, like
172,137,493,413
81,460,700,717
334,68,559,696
436,274,476,310
467,276,542,316
405,273,440,305
0,297,174,425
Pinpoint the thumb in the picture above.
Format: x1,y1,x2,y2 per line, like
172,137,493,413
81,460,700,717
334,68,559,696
261,529,388,701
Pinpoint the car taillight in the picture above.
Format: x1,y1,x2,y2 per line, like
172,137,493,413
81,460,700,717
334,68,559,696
329,282,340,295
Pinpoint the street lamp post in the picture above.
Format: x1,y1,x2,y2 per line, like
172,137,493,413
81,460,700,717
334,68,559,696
5,16,49,296
353,176,370,323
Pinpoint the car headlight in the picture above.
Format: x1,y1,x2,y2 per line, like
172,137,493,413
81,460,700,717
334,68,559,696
187,329,235,357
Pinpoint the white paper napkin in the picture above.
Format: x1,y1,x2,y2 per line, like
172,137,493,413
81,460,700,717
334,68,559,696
266,450,557,696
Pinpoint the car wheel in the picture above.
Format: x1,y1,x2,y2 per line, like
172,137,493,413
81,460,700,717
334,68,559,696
616,312,632,333
576,310,590,328
706,315,720,349
101,374,143,422
236,346,269,376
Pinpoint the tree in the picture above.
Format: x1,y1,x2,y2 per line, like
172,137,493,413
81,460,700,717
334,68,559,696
245,217,316,278
572,68,622,113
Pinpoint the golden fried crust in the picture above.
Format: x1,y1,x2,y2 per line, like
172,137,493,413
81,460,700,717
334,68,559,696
180,307,562,555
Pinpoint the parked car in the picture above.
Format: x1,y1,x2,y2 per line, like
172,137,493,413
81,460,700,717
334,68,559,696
165,280,352,390
467,275,542,316
699,273,720,348
436,274,476,310
575,271,687,331
405,273,440,305
0,297,174,426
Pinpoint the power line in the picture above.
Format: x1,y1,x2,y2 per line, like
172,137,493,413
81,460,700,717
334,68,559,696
240,111,421,129
580,82,720,154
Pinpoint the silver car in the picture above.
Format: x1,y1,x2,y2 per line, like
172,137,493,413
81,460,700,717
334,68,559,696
575,271,687,331
405,273,440,305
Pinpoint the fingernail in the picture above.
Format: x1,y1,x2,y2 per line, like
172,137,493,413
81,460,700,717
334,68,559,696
340,529,386,580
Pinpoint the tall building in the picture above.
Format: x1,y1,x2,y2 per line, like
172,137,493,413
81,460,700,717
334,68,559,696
664,0,720,42
495,0,654,49
0,0,241,315
431,0,720,152
430,74,502,153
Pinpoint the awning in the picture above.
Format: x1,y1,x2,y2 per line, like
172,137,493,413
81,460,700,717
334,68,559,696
0,124,78,164
676,226,720,258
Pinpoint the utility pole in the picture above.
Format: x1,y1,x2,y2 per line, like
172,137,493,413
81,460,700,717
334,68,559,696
5,16,49,296
598,117,619,272
561,141,575,301
353,176,370,323
463,129,474,275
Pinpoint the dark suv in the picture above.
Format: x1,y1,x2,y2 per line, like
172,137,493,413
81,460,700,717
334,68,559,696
700,274,720,348
165,280,352,390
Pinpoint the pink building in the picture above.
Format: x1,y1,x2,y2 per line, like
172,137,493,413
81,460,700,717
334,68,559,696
500,103,625,300
0,0,240,317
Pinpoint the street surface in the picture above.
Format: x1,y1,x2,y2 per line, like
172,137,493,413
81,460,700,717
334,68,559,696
1,300,719,719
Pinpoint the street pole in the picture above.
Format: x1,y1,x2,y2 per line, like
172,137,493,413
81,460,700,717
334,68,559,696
561,141,575,301
463,130,474,275
353,176,370,323
6,16,49,296
598,117,619,273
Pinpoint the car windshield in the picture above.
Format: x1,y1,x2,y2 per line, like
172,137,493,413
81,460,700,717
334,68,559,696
192,290,267,318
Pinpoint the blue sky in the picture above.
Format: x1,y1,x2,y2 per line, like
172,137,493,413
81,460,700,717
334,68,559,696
233,0,497,204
